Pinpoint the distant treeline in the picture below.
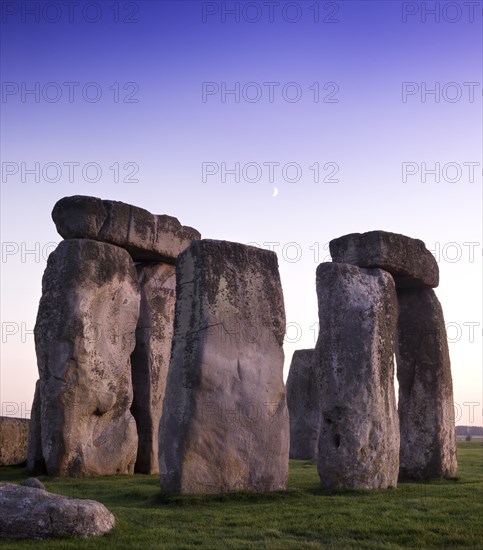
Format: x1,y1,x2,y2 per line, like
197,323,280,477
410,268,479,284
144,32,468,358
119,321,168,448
456,426,483,436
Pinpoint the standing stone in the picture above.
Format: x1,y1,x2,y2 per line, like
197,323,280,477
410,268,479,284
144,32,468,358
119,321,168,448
52,195,200,263
130,263,176,474
396,287,457,479
35,239,140,476
26,381,46,474
286,349,320,460
329,231,439,288
159,240,288,494
315,262,399,489
0,417,29,466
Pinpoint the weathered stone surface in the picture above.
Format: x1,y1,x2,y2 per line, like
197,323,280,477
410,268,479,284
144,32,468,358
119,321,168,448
315,262,399,489
131,262,176,474
27,381,46,474
22,478,46,490
0,417,29,466
52,195,200,263
0,483,115,539
396,287,457,479
159,240,289,494
329,231,438,288
34,239,140,476
286,349,320,460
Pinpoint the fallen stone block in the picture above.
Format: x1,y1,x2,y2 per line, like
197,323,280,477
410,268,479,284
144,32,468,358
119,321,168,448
0,483,115,539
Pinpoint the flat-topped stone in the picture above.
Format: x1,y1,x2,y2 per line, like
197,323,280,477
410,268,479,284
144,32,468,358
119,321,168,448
52,195,200,263
329,230,438,288
0,417,29,466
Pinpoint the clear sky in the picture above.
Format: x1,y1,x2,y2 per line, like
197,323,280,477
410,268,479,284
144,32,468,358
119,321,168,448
1,0,481,426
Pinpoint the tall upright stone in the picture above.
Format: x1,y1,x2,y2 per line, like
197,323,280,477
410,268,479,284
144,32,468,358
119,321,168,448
396,287,457,479
34,239,140,476
159,240,289,494
26,381,46,474
130,263,176,474
286,349,320,460
315,262,399,489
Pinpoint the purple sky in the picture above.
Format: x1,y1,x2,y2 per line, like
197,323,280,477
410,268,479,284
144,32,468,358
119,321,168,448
1,0,481,425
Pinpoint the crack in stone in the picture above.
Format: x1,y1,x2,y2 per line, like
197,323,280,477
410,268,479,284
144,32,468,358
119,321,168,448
126,204,133,242
98,201,112,238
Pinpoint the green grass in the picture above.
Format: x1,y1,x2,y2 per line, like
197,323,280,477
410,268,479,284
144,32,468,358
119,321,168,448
1,442,482,549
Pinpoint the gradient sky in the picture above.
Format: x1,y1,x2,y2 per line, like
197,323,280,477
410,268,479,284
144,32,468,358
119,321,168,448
1,0,481,425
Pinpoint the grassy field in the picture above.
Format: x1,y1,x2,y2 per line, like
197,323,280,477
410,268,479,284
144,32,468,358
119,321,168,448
1,441,482,549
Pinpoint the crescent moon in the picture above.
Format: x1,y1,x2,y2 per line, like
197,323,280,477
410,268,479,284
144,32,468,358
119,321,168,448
272,186,279,197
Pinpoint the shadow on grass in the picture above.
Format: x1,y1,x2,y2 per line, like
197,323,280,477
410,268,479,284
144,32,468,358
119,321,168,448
150,488,299,507
0,464,29,480
304,485,398,497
